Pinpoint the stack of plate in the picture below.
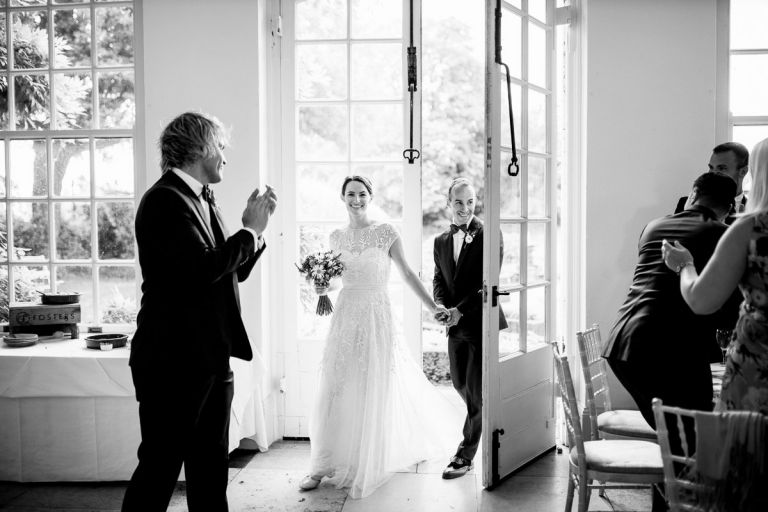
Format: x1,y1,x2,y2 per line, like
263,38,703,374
3,333,39,348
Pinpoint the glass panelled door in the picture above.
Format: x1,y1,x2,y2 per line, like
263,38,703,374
279,0,422,437
482,0,556,486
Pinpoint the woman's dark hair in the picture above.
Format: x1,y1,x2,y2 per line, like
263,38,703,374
341,175,374,196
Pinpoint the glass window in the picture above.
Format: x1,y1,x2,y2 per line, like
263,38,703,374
0,1,137,326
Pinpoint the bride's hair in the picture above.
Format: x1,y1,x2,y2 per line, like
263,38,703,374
746,137,768,214
341,175,374,196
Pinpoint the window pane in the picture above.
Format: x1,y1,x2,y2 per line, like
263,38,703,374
12,11,49,69
350,164,404,220
15,75,51,129
95,138,133,196
528,22,546,88
0,266,6,320
13,265,49,303
296,43,347,101
297,105,348,161
500,150,521,218
9,139,47,198
97,201,134,259
351,104,402,160
54,72,93,129
731,0,768,50
296,0,346,40
0,144,5,197
350,43,401,100
731,55,768,116
296,164,349,221
527,222,547,283
733,125,768,154
11,0,45,6
499,291,520,356
527,286,547,347
54,8,91,67
55,265,93,323
528,155,547,218
99,265,136,324
502,9,522,79
529,0,547,23
501,80,521,151
52,138,90,197
95,6,133,65
350,0,401,39
0,204,6,261
98,71,135,129
528,89,547,153
501,223,520,286
12,202,48,261
55,201,91,259
0,13,6,71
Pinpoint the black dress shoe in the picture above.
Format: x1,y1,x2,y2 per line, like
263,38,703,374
442,456,473,479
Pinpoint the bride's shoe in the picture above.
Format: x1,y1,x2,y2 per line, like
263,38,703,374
299,475,322,490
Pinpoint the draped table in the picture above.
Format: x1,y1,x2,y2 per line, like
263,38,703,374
0,337,269,482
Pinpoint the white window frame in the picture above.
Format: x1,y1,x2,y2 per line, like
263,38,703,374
0,0,140,328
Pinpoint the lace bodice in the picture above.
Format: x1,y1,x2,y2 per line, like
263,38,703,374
330,223,399,288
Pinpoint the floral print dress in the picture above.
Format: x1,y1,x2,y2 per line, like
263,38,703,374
718,212,768,414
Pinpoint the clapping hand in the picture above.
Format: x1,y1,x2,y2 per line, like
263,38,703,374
242,185,278,234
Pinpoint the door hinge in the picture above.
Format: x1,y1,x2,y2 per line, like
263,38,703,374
491,428,505,486
272,15,283,39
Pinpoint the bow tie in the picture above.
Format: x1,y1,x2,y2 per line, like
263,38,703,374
202,185,217,207
450,223,468,234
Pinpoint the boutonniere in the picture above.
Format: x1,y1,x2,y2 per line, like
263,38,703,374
464,230,477,245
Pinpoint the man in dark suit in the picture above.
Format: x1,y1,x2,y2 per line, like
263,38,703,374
433,177,506,480
604,171,741,511
674,142,750,221
122,112,277,512
604,171,739,427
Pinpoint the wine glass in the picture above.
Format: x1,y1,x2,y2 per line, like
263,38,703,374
715,329,733,365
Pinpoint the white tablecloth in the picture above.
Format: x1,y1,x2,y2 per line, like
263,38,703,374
0,338,269,482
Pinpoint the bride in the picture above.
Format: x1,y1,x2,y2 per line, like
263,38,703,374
299,175,459,498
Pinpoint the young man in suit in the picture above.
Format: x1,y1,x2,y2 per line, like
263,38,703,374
122,112,277,512
433,177,506,479
603,171,741,511
675,142,750,221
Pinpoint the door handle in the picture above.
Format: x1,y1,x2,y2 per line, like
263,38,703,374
492,286,510,307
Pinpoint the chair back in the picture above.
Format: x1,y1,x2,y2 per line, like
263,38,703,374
551,341,586,461
652,398,768,511
576,324,612,436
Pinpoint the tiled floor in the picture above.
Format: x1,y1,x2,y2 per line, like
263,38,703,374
0,440,652,511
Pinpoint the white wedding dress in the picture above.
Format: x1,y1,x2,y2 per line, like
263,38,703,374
308,223,459,499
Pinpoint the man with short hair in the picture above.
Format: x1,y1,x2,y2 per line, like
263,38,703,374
675,142,750,218
604,171,742,511
122,111,277,511
432,177,506,479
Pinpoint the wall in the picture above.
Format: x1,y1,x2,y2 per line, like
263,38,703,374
584,0,719,407
140,0,278,442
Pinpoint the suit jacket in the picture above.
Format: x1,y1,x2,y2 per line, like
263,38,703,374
433,216,507,337
130,171,265,378
602,204,741,366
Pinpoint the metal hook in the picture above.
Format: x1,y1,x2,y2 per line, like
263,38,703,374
403,148,420,164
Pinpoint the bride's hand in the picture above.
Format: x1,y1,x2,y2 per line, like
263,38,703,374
661,239,694,274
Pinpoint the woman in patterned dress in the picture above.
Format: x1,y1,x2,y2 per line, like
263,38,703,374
663,137,768,415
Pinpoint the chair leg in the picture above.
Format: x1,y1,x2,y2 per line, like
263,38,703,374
584,479,593,510
565,474,575,512
578,477,589,512
598,479,607,499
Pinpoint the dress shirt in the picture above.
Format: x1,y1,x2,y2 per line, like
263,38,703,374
734,193,746,214
170,168,263,250
452,216,473,264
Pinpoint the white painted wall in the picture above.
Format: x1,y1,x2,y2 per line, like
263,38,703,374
584,0,719,407
140,0,279,443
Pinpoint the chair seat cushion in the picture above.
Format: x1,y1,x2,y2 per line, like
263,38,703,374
598,409,656,439
571,440,663,475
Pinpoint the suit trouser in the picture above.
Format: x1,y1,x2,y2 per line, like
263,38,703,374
122,368,234,512
606,357,713,512
448,327,482,462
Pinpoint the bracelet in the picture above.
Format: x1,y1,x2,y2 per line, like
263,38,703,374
675,261,695,275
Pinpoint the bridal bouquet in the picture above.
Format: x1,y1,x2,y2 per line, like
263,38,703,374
296,250,345,316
